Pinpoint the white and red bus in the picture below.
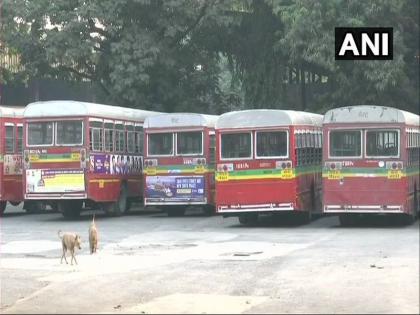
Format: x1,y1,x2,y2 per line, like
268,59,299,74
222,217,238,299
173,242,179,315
23,100,160,218
215,109,323,225
322,105,420,225
0,106,25,214
143,113,218,216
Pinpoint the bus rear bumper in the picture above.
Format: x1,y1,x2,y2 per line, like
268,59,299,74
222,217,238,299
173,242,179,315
323,205,403,213
24,193,87,200
217,203,294,213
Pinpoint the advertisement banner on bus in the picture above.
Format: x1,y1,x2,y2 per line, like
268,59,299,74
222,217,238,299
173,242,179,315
90,153,143,175
145,175,205,199
26,169,85,193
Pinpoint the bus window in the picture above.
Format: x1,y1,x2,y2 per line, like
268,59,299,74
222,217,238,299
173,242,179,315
221,133,252,159
148,133,173,156
104,123,114,152
5,125,15,153
176,131,203,155
89,121,103,152
17,125,23,152
28,122,53,146
127,132,136,153
115,124,125,152
135,126,143,154
329,130,361,157
256,131,287,157
57,121,83,145
366,130,399,157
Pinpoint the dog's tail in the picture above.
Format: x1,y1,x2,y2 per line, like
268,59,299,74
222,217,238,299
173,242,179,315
58,230,63,239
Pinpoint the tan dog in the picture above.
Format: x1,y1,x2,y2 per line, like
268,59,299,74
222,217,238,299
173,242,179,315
89,215,98,254
58,230,82,265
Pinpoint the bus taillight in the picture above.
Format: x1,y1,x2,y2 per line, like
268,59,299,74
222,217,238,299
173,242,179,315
144,159,158,167
386,161,403,170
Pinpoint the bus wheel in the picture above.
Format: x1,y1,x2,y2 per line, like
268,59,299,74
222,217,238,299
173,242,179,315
414,186,419,219
202,205,215,216
238,213,258,226
0,201,6,215
167,206,186,217
338,214,358,227
59,201,82,219
10,201,21,207
124,198,132,214
24,201,47,214
298,211,312,224
104,185,127,217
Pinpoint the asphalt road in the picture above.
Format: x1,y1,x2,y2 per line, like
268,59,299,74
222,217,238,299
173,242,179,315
1,203,419,314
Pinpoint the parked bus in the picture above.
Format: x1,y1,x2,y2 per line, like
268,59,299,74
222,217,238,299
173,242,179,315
322,105,420,225
143,113,218,216
23,100,160,218
0,106,25,215
214,109,323,225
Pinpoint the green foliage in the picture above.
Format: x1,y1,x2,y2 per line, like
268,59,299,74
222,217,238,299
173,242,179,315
2,0,419,114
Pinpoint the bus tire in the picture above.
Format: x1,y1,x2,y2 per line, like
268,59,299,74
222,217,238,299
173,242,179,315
125,198,132,214
202,205,215,216
59,201,82,219
10,201,21,207
0,201,6,215
167,206,186,217
24,201,47,214
238,213,258,226
105,185,127,217
414,185,419,219
338,214,357,227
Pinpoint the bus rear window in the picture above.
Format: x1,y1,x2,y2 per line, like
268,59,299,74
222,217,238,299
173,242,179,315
256,131,288,157
57,121,83,145
329,130,361,157
28,122,53,146
148,133,173,155
366,130,399,157
177,131,202,155
221,133,252,159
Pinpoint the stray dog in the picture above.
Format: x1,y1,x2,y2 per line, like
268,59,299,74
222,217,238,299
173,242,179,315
89,214,98,254
58,230,82,265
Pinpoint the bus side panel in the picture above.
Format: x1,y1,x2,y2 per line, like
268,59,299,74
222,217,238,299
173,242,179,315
86,174,120,202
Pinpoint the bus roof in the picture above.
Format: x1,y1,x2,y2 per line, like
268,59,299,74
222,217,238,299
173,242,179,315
24,100,161,121
144,113,219,129
323,105,419,126
0,106,25,118
215,109,323,129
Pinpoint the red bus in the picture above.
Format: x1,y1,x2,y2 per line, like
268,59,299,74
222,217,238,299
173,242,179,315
0,106,24,215
143,113,218,216
215,109,323,225
23,100,160,218
322,105,420,225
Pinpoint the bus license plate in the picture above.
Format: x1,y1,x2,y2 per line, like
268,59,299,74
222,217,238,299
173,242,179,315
281,169,294,179
328,170,342,180
388,170,402,179
216,172,229,181
145,167,157,175
194,165,206,174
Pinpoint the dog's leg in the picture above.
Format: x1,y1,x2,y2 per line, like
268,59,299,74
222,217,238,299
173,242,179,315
71,249,78,265
61,247,68,264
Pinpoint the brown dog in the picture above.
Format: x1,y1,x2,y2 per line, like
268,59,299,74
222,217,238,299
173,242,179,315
89,215,98,254
58,230,82,265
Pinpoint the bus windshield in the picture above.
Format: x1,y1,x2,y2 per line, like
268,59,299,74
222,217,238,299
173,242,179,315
56,121,83,145
221,133,252,159
28,122,53,146
366,129,399,157
148,133,173,155
177,131,202,155
256,131,288,157
329,130,361,157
